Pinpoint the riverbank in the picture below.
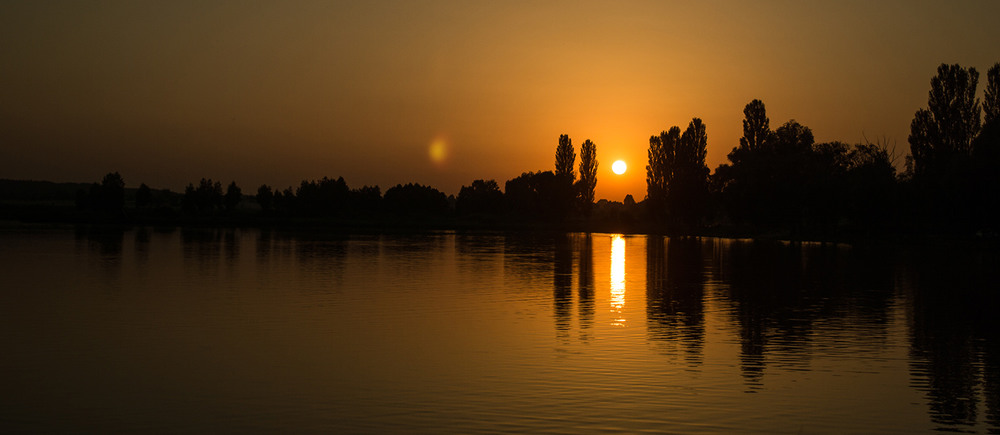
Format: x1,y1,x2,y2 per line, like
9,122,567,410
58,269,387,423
3,199,996,250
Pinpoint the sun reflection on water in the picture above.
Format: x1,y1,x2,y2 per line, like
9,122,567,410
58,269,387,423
610,234,626,327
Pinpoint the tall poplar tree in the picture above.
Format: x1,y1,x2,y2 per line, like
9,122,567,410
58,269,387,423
577,139,598,211
555,134,576,181
740,99,771,153
646,127,679,203
553,134,576,218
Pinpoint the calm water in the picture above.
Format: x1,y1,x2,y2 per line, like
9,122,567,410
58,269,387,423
2,227,998,433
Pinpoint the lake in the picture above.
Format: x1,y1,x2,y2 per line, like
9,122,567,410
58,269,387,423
1,226,998,433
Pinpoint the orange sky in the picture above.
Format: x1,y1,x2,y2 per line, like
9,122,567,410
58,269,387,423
2,1,999,201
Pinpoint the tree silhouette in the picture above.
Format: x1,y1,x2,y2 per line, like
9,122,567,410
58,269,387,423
505,172,538,216
715,100,775,227
181,184,197,214
182,178,223,215
712,103,823,234
383,183,448,217
773,119,814,154
904,63,992,232
908,63,981,179
740,99,772,153
845,140,897,233
505,171,561,219
671,118,710,229
646,126,679,223
551,134,577,219
457,179,503,216
272,187,296,214
770,120,816,232
576,139,598,214
224,181,242,212
645,119,708,231
555,134,576,180
135,183,151,208
90,172,126,215
799,141,851,234
201,179,223,212
972,63,1000,233
985,63,999,126
349,185,382,215
296,176,349,217
256,184,274,212
976,63,1000,163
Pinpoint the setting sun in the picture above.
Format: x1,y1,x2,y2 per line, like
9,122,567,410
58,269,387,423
612,160,627,175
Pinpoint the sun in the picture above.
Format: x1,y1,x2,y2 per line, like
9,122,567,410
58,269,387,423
612,160,627,175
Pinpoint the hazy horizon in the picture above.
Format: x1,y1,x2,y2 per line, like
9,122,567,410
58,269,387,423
3,0,999,200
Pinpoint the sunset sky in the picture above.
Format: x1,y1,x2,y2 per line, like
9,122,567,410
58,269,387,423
2,1,999,201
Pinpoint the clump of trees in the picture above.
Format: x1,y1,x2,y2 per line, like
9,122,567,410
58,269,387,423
76,172,126,216
647,61,997,239
503,134,602,222
181,178,225,215
292,177,349,217
457,179,503,216
646,119,710,232
73,172,178,220
904,63,1000,233
255,185,274,212
252,177,383,219
504,170,561,219
708,100,898,238
383,183,448,217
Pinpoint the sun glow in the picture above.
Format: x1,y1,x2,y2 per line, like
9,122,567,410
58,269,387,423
612,160,627,175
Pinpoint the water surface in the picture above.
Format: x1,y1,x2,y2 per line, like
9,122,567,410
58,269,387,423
1,227,997,433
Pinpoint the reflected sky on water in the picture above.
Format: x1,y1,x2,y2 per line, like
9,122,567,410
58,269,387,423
1,227,997,433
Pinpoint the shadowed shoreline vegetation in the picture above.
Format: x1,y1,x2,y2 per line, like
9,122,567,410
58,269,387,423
2,62,998,242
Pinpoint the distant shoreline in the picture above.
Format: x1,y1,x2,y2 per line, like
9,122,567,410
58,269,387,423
3,199,995,250
4,177,998,247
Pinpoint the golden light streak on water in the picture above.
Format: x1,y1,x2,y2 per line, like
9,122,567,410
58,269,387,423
610,234,626,327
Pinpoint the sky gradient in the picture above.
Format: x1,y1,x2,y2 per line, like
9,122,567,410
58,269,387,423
3,0,999,201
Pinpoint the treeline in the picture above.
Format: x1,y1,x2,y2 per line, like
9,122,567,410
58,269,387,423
41,61,1000,239
240,134,603,225
703,62,1000,238
636,61,999,239
73,173,176,217
64,133,609,228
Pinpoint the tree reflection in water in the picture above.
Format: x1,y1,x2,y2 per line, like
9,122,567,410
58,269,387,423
646,236,705,366
577,233,594,341
553,234,573,340
904,246,1000,431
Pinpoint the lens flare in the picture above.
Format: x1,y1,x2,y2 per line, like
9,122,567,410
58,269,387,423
428,138,448,165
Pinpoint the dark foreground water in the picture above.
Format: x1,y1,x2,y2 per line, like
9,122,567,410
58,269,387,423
1,227,998,433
